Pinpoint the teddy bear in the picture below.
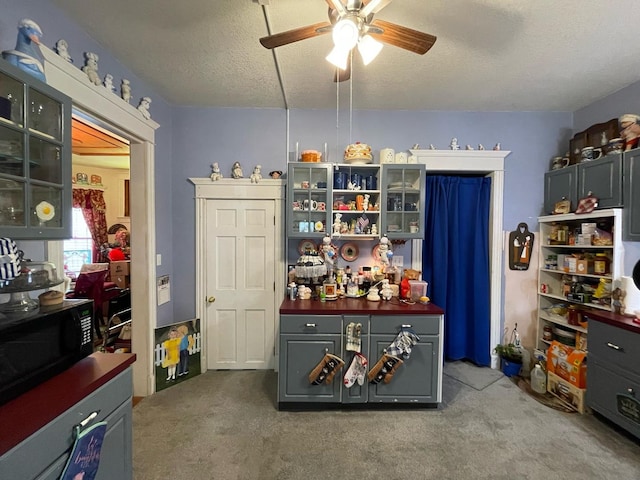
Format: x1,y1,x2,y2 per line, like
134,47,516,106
400,268,421,300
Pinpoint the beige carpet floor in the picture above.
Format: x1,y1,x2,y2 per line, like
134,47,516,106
132,367,640,480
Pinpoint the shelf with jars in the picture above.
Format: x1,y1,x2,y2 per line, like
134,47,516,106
535,208,623,357
380,164,425,239
330,163,381,240
0,59,72,239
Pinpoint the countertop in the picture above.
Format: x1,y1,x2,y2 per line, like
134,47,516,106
583,309,640,334
280,297,444,315
0,352,136,456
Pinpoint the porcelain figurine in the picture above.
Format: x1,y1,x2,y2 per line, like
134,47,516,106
321,235,336,275
82,52,101,85
2,19,46,82
103,74,116,93
380,279,393,301
231,161,243,179
619,113,640,151
465,144,474,150
449,138,460,150
429,144,436,150
478,144,485,150
121,79,132,103
210,162,223,181
362,194,370,212
378,235,392,268
333,213,343,235
137,97,152,120
493,142,501,151
54,39,73,63
250,165,263,183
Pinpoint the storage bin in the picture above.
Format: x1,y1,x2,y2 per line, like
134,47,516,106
408,280,428,301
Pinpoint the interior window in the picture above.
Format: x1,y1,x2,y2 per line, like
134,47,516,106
63,208,93,279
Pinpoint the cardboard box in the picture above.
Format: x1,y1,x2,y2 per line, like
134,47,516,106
113,274,130,289
110,260,130,277
547,371,587,414
576,259,593,275
546,340,587,388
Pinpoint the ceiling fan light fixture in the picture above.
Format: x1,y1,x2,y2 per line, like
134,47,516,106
326,45,351,70
357,34,383,65
332,18,359,50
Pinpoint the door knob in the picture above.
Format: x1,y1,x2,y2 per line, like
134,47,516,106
207,296,216,303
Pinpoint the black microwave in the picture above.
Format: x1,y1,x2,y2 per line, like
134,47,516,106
0,299,94,405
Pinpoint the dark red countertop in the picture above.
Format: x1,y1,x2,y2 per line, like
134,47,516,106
583,309,640,334
280,297,445,315
0,352,136,456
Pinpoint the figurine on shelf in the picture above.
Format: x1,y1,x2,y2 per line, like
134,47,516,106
2,19,46,82
231,161,243,179
362,194,370,212
333,213,343,235
371,223,378,236
478,144,485,150
137,97,152,120
54,39,73,63
121,79,132,103
210,162,223,181
103,74,116,93
82,52,101,85
619,113,640,151
250,165,263,183
429,144,437,150
493,142,501,151
465,144,474,150
449,138,460,150
380,279,393,301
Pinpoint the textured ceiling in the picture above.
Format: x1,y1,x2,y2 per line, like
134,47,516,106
52,0,640,112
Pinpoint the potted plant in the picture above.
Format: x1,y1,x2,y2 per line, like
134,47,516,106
494,343,523,377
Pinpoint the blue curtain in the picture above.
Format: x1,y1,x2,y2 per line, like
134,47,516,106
422,176,491,366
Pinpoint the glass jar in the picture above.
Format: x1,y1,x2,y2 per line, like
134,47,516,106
593,253,610,275
543,325,553,341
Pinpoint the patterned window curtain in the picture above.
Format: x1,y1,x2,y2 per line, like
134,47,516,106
72,189,109,262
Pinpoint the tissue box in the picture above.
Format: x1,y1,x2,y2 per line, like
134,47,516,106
408,280,428,301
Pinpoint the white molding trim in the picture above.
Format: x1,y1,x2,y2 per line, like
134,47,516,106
42,45,159,396
410,149,510,366
189,178,286,373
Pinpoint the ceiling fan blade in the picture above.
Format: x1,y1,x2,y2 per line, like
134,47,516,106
360,0,392,17
333,55,352,82
259,21,332,49
369,19,436,55
325,0,347,17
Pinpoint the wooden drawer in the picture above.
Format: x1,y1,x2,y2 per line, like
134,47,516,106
280,315,342,334
0,369,132,479
589,320,640,377
370,315,440,335
587,360,640,440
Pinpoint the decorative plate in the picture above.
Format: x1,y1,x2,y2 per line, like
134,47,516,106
371,244,381,262
341,242,359,262
298,239,317,255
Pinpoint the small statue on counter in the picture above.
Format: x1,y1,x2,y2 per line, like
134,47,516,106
210,162,223,181
321,235,336,276
250,165,263,183
231,161,243,179
380,279,393,301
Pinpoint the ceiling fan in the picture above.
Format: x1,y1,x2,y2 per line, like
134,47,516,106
259,0,437,81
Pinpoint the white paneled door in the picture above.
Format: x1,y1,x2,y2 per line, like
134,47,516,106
205,199,276,370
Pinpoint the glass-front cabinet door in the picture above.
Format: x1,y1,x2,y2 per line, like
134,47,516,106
287,163,331,238
381,164,425,239
0,60,71,239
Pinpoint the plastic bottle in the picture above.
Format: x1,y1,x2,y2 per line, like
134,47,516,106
531,364,547,394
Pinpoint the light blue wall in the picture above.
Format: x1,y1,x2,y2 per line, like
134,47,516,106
574,82,640,275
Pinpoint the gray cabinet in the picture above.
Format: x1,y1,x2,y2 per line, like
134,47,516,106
578,153,622,209
543,155,623,215
623,149,640,241
0,368,133,479
368,315,440,403
544,165,578,215
0,59,72,239
278,315,343,403
278,312,443,408
586,319,640,440
381,164,425,239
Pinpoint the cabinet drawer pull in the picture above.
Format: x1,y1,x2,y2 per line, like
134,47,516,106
628,388,635,397
606,342,624,352
76,410,100,432
305,323,317,328
402,324,412,328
